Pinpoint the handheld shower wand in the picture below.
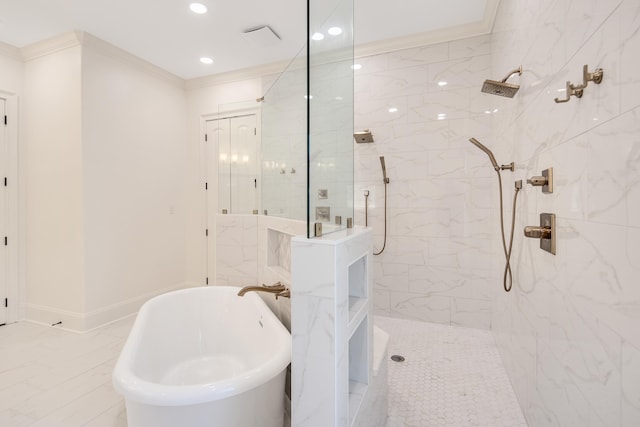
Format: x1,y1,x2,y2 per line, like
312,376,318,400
374,156,389,255
380,156,389,184
468,138,520,292
469,137,499,170
469,138,514,172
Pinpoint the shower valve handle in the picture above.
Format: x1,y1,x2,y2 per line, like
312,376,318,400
524,226,551,239
526,168,553,193
526,176,547,186
524,213,556,255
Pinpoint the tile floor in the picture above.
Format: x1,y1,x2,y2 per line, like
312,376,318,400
376,316,527,427
0,317,132,426
0,315,526,426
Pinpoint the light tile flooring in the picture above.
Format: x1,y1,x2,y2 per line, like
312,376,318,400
376,316,527,427
1,316,526,426
0,317,133,426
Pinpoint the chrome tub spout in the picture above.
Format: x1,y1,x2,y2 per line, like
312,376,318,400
238,282,290,299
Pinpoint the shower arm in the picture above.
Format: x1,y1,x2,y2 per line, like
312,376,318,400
500,66,523,83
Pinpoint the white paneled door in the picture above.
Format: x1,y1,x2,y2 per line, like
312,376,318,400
208,114,259,215
0,98,7,326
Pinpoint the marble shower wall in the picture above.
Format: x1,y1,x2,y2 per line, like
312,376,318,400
354,35,504,329
491,0,640,425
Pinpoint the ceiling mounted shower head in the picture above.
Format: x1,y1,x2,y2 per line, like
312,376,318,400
481,66,522,98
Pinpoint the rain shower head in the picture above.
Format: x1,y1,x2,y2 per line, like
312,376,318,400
469,138,499,171
354,129,374,143
481,66,522,98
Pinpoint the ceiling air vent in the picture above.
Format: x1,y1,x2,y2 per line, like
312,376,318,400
242,25,281,47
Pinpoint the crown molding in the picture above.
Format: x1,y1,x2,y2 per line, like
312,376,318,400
355,6,497,59
20,31,184,88
185,59,292,90
21,31,83,61
0,41,22,61
80,32,184,89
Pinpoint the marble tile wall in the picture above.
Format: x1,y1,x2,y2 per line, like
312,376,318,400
354,34,502,329
491,0,640,425
215,214,258,287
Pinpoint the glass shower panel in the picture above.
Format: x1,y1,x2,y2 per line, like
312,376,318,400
308,0,354,237
259,0,353,237
261,52,307,220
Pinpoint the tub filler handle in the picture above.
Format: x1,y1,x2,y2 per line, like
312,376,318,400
238,282,291,299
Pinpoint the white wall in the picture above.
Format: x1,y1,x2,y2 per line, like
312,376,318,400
21,34,192,330
0,44,23,92
23,45,86,321
353,35,499,329
81,37,189,321
491,0,640,425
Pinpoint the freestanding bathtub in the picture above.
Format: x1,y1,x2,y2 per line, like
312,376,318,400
113,286,291,427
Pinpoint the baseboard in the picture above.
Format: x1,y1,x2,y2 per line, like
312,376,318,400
22,282,199,333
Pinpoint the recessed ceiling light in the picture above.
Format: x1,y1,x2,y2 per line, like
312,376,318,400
351,64,362,70
189,3,208,14
200,57,213,64
388,107,398,113
328,27,343,36
438,81,448,86
311,32,324,41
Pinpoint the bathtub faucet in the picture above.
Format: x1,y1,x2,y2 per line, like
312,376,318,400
237,282,290,299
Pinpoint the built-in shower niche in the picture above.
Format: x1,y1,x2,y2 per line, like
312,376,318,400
267,228,293,277
348,255,368,325
348,255,370,424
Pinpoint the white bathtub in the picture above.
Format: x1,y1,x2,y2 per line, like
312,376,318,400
113,286,291,427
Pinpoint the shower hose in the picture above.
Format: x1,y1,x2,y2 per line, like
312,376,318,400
496,171,521,292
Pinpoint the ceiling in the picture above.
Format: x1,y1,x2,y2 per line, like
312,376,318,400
0,0,498,80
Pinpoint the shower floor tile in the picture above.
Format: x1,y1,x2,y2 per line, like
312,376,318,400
375,316,527,427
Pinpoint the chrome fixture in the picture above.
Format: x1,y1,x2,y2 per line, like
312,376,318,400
469,138,514,171
354,129,374,143
374,156,389,255
555,81,584,103
237,282,290,299
481,66,522,98
524,213,556,255
347,217,353,228
527,167,553,193
379,156,390,184
315,222,323,237
364,190,370,226
554,64,604,103
468,137,520,292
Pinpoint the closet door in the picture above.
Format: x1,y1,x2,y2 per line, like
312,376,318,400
228,114,258,214
0,98,7,325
